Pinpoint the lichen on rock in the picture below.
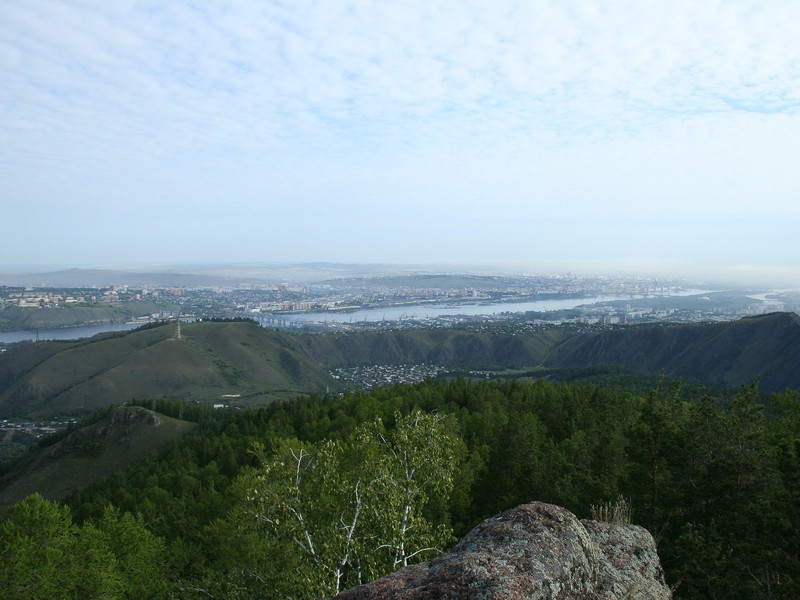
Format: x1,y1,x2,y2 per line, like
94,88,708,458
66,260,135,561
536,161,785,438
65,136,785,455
334,501,671,600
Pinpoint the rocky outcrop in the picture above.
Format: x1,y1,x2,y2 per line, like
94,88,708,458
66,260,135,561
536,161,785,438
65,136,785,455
334,502,671,600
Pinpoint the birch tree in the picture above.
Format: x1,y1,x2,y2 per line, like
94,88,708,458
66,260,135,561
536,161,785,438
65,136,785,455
243,437,368,597
368,410,459,572
238,410,461,598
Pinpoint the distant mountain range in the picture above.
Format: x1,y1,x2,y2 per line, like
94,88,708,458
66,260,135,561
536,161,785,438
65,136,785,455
1,312,798,419
0,263,474,287
0,268,255,288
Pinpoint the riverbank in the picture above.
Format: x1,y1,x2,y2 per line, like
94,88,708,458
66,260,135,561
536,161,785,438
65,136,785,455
0,322,145,344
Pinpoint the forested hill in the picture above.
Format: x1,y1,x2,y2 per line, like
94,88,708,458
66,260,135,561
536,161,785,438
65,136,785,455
2,378,798,598
295,311,800,391
540,311,800,391
0,406,194,513
1,312,799,419
294,326,571,369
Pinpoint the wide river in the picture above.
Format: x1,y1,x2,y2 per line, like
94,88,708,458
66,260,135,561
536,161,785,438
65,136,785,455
0,290,713,343
261,294,642,326
0,322,143,344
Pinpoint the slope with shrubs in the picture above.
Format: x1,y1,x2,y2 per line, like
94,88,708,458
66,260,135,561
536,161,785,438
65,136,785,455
0,300,178,332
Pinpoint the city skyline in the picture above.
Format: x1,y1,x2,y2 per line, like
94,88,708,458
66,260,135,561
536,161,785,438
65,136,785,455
2,1,799,286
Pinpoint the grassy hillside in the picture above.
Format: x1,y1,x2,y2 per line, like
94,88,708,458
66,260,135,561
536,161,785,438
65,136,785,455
0,406,194,514
0,321,341,418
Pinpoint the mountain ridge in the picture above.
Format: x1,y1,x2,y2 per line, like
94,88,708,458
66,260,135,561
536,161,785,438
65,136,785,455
541,312,800,390
1,313,798,419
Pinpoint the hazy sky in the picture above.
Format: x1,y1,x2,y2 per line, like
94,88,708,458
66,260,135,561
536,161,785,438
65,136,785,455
2,1,799,283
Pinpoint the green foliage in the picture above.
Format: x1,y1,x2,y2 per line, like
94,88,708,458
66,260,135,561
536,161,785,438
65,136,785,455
95,506,172,597
4,377,800,598
1,493,82,598
0,494,169,598
229,410,461,598
364,410,461,572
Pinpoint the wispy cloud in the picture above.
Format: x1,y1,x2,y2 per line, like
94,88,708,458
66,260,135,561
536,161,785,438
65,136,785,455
2,0,799,271
4,1,798,148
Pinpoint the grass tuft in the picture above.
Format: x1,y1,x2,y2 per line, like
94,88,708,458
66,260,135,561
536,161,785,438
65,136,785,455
590,495,632,525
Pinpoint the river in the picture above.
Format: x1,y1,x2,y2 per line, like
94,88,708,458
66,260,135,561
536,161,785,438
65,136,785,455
260,294,643,327
0,322,143,344
0,289,715,342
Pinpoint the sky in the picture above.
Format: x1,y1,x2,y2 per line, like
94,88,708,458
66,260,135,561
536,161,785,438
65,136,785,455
2,0,800,284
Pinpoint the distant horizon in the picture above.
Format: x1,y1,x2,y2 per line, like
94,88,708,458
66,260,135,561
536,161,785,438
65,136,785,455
1,259,798,289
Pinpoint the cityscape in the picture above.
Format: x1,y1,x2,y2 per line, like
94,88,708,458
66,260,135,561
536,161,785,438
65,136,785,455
2,271,796,341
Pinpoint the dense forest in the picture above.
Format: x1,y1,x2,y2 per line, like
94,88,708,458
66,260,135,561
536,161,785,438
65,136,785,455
2,377,799,598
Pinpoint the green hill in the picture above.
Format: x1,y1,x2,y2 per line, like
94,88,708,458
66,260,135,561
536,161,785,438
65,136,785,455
0,321,341,418
541,312,800,391
2,313,799,420
295,313,800,392
0,406,194,514
294,326,572,369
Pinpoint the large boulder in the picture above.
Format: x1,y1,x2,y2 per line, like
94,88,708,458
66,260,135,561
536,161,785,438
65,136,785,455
334,501,671,599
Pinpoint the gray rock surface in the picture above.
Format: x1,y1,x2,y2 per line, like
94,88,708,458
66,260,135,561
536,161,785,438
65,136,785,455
334,501,671,600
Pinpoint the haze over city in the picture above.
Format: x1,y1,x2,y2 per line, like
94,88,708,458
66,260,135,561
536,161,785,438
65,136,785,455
2,1,799,286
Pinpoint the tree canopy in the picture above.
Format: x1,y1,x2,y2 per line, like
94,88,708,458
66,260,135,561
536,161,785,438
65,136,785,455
2,378,799,598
